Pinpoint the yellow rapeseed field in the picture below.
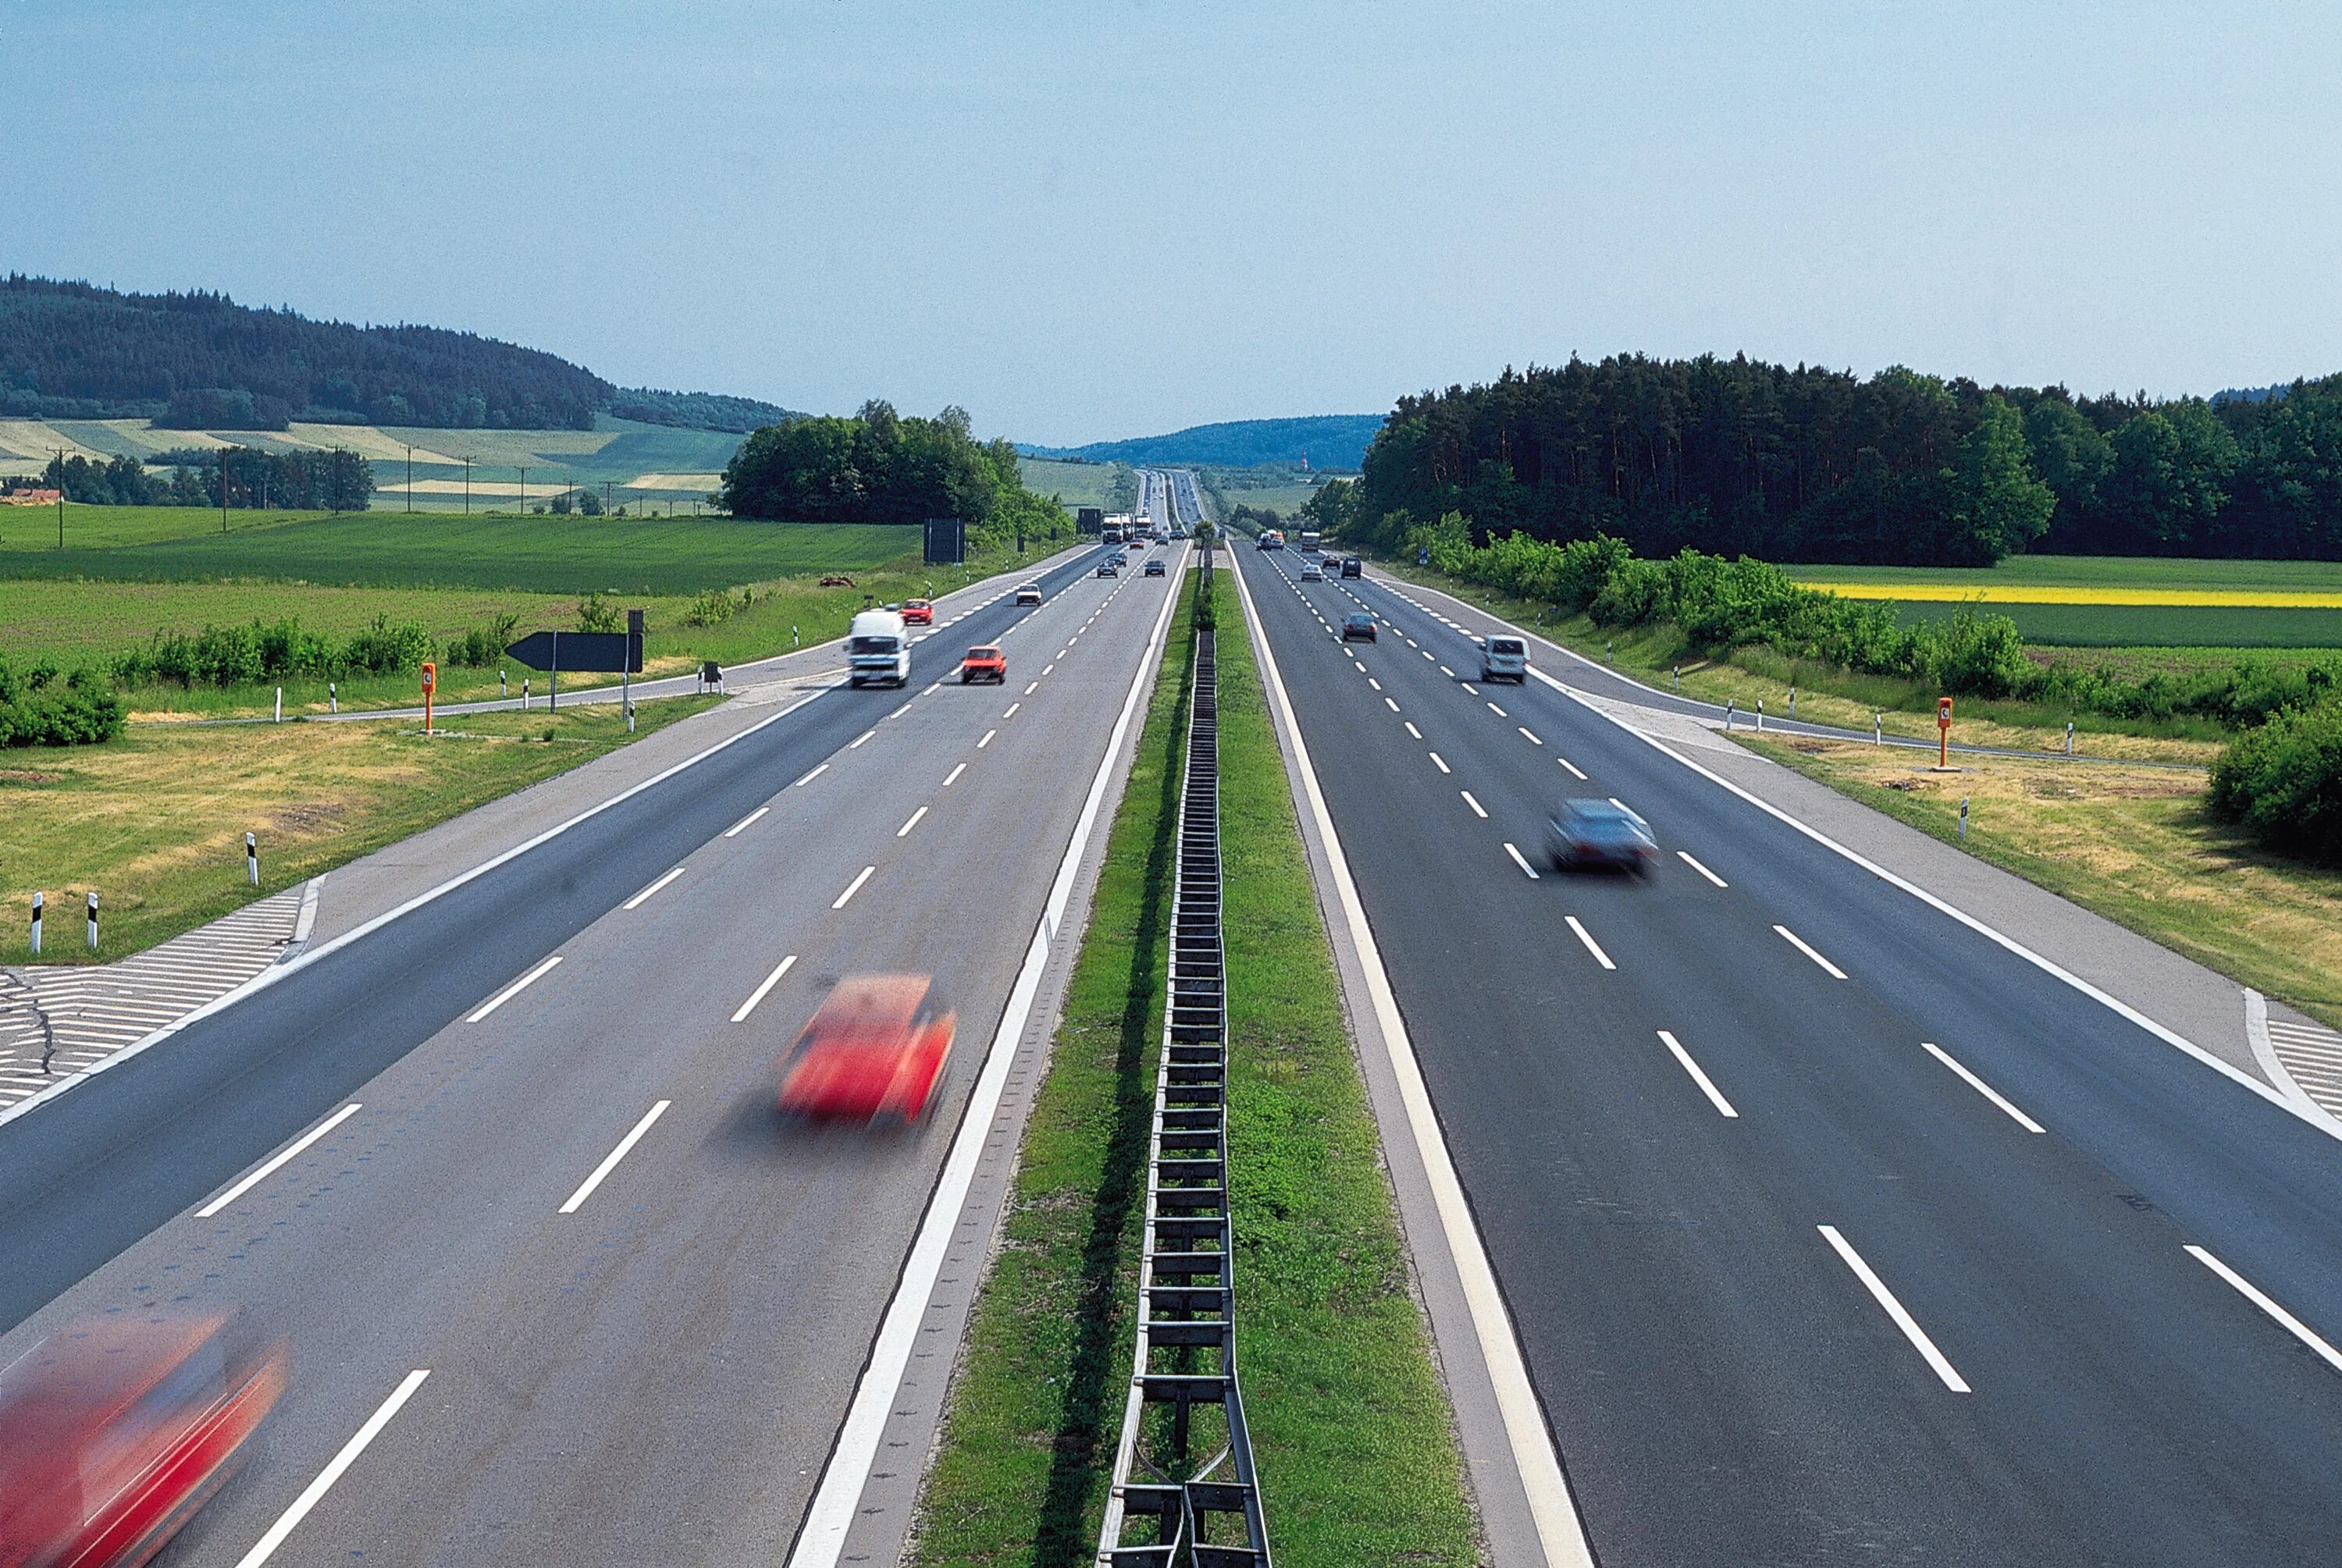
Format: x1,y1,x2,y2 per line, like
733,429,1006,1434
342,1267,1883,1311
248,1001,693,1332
1801,582,2342,608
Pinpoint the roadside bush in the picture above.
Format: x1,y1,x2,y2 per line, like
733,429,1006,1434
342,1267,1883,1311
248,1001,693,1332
680,588,737,628
444,613,521,668
576,592,621,633
342,614,433,674
2210,701,2342,862
0,660,125,746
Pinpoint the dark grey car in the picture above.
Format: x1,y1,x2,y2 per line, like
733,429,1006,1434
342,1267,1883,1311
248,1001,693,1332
1545,798,1657,873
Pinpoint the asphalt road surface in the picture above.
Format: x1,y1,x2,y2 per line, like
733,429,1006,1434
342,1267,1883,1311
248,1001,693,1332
1237,543,2342,1567
0,538,1183,1568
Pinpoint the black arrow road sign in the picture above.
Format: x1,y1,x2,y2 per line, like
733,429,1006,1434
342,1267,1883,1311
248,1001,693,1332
505,630,642,674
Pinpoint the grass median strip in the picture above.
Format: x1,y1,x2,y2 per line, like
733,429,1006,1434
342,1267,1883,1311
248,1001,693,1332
911,571,1478,1566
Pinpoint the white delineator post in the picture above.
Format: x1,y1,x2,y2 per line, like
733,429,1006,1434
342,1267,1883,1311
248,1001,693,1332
85,891,98,952
247,831,259,886
329,681,338,714
30,891,41,957
273,687,283,723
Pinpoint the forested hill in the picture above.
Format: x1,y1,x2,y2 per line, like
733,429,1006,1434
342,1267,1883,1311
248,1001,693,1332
1023,414,1384,470
0,276,803,434
1318,356,2342,565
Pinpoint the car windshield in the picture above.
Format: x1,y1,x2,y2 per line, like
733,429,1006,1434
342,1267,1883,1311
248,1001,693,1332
968,647,999,660
849,636,899,655
1561,799,1646,830
1345,614,1373,628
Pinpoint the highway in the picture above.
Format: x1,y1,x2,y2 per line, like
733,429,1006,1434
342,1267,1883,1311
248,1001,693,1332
0,536,1183,1567
1235,542,2342,1566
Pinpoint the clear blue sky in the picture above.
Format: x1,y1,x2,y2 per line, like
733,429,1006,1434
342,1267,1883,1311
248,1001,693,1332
9,2,2338,445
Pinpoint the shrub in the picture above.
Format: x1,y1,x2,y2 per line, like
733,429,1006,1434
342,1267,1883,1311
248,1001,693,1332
444,613,521,667
0,659,126,746
343,614,433,674
576,592,621,633
680,588,736,628
2210,701,2342,862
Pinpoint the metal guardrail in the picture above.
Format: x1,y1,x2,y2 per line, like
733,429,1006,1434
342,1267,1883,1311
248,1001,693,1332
1098,546,1271,1567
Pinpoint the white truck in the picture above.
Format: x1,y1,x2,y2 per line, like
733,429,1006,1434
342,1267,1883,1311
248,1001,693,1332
848,608,911,688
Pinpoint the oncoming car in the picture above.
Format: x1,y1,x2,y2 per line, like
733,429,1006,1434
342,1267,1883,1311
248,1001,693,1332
1144,558,1166,577
1300,561,1325,581
901,599,934,626
1340,612,1378,642
960,644,1006,683
1015,582,1044,606
1546,798,1658,874
778,975,956,1123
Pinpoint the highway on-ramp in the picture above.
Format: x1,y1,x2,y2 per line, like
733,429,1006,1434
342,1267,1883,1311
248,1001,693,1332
0,538,1183,1567
1236,543,2342,1566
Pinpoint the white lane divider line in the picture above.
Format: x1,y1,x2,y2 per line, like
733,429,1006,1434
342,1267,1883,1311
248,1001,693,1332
1487,702,1508,717
622,866,685,910
1058,649,1070,660
924,681,941,696
977,728,997,748
1369,677,1383,691
559,1100,671,1214
897,805,928,837
1384,696,1401,713
1557,756,1588,780
1002,702,1021,719
1461,790,1488,818
466,955,562,1022
1657,1030,1737,1118
1462,682,1480,695
1404,721,1423,739
1817,1225,1970,1392
732,955,798,1022
1920,1041,2044,1133
888,702,913,720
1440,666,1455,677
724,805,769,838
2187,1245,2342,1375
197,1102,362,1218
849,729,877,749
832,866,877,909
230,1368,432,1568
1429,752,1451,773
1775,924,1849,980
941,762,968,787
1564,916,1616,971
795,763,830,787
1607,797,1631,813
1677,850,1727,887
1504,842,1540,880
1025,681,1040,695
1042,663,1055,677
1518,726,1543,745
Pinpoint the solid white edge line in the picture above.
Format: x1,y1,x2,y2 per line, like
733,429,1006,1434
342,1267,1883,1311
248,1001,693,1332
1817,1225,1970,1392
724,805,770,838
897,805,928,837
0,685,831,1132
1657,1029,1738,1118
2187,1244,2342,1374
732,955,799,1022
1920,1040,2045,1133
1461,789,1488,818
1564,916,1616,971
1514,655,2342,1146
1503,842,1540,880
230,1368,431,1568
831,866,877,909
1219,549,1595,1567
786,539,1187,1568
464,954,562,1023
1676,849,1728,887
196,1102,362,1218
1774,923,1849,980
558,1099,671,1213
621,866,685,910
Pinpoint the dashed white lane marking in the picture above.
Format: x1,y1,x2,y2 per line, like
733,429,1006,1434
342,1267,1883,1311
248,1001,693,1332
724,806,769,838
1369,677,1383,692
1462,682,1480,695
466,955,562,1023
1025,681,1040,695
1404,721,1423,739
1384,697,1401,713
1518,726,1543,745
1503,842,1540,880
832,866,877,909
732,955,798,1022
849,729,877,749
1657,1030,1737,1118
1817,1225,1970,1392
230,1369,432,1568
1775,925,1849,980
924,682,941,696
888,702,913,720
897,805,928,837
2187,1246,2342,1375
559,1100,671,1214
622,866,685,911
1677,850,1727,887
1042,663,1055,677
1002,702,1021,719
1354,660,1367,672
1429,752,1451,773
977,728,997,748
1423,649,1436,660
1487,702,1508,717
1440,666,1455,677
1564,916,1615,970
795,763,828,787
1461,790,1488,818
1920,1041,2045,1132
941,762,968,787
197,1102,363,1218
1557,756,1589,780
1607,797,1631,813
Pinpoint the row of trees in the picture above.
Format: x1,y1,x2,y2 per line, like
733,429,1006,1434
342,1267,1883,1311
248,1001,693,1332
1312,356,2342,564
23,448,375,511
719,401,1073,549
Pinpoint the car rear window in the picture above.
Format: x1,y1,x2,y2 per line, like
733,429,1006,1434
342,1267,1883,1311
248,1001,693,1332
850,636,899,655
1489,638,1525,655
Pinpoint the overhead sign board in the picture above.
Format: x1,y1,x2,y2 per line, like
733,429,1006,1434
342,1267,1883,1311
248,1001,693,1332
505,629,642,674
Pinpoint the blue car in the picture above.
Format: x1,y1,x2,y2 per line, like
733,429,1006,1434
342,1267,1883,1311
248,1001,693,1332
1545,798,1657,874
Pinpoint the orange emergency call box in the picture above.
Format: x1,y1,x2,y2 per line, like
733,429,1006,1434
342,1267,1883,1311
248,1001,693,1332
1937,695,1952,766
421,660,437,731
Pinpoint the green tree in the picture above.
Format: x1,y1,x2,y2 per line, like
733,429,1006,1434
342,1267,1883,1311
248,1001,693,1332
2104,400,2238,549
1941,393,2055,564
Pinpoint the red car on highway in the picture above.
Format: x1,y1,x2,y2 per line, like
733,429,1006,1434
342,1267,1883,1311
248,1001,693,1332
778,976,956,1124
901,599,934,625
960,645,1006,684
0,1310,287,1568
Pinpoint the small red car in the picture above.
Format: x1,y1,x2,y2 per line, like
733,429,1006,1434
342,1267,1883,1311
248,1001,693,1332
0,1310,288,1568
960,645,1006,684
901,599,934,626
779,975,956,1123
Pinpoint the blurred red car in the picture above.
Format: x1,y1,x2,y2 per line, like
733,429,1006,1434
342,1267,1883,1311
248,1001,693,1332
959,645,1006,684
901,599,934,625
0,1310,287,1568
779,975,956,1123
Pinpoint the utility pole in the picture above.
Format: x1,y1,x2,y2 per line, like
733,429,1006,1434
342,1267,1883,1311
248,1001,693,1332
55,447,66,548
405,443,415,513
518,465,529,515
219,449,229,533
463,455,473,514
603,480,614,517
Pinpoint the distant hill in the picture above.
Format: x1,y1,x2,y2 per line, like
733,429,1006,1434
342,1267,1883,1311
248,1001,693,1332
1023,414,1384,471
607,386,806,433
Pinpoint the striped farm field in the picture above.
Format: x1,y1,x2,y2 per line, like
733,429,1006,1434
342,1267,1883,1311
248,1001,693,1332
1785,556,2342,646
1801,581,2342,607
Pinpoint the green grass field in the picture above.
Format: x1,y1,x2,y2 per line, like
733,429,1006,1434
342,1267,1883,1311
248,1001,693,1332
0,513,919,593
1888,597,2342,648
0,503,333,551
1784,555,2342,592
1017,457,1121,511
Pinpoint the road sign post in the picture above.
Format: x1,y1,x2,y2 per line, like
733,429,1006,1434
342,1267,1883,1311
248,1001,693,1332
421,660,437,734
1938,695,1954,769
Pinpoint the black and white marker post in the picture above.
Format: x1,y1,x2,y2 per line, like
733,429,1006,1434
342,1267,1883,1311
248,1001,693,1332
246,831,259,887
30,891,41,957
85,891,98,952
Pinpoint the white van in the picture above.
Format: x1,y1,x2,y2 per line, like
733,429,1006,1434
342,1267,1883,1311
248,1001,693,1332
848,608,910,688
1480,634,1529,684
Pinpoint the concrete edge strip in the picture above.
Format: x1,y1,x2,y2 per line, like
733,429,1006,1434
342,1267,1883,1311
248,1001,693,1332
0,687,829,1134
2244,988,2330,1122
1526,660,2342,1147
275,875,325,965
786,543,1190,1568
1225,550,1596,1567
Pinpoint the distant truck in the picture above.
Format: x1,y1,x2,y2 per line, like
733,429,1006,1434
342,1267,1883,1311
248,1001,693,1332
1298,530,1322,553
1102,525,1124,546
848,608,910,688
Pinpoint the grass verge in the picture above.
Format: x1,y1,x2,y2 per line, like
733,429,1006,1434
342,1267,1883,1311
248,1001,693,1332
910,569,1479,1566
1739,734,2342,1028
0,695,719,964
